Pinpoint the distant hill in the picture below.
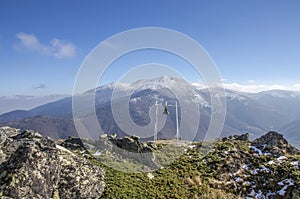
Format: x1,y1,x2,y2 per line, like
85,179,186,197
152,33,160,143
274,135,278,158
280,118,300,147
1,115,77,140
0,94,68,114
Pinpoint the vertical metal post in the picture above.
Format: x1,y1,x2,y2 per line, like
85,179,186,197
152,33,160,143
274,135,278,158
154,101,158,141
175,101,179,142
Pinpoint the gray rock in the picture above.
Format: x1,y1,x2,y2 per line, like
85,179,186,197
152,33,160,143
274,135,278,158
0,127,105,198
233,133,249,141
60,137,86,151
97,134,159,169
252,131,299,155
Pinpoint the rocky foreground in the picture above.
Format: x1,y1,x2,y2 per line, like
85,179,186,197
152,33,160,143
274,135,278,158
1,126,300,198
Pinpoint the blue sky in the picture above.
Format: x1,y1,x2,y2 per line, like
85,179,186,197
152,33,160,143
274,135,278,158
1,0,300,96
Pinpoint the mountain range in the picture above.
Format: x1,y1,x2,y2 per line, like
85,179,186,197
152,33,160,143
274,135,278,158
1,76,300,147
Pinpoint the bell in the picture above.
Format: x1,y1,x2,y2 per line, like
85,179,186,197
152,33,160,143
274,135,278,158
163,106,169,115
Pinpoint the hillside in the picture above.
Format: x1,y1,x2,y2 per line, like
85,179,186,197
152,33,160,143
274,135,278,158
2,115,77,140
1,126,300,198
281,119,300,147
89,132,300,198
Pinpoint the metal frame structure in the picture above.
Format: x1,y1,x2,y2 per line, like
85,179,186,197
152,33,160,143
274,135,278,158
154,101,180,142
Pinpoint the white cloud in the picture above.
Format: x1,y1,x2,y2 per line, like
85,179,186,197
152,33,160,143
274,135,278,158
223,83,300,93
193,82,300,93
16,32,49,53
51,38,76,58
294,84,300,88
15,32,75,58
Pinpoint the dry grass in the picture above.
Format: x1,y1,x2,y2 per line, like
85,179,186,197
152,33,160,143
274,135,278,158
186,175,243,199
186,177,196,186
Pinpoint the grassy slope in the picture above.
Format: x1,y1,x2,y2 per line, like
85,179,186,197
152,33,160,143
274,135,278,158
88,139,300,199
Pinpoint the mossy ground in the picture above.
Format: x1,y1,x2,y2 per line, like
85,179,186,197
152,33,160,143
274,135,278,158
88,139,300,199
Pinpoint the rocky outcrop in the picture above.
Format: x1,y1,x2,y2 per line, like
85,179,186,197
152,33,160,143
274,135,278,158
0,126,22,162
233,133,249,141
223,133,249,141
252,131,299,155
203,131,300,198
0,126,105,198
59,136,87,151
111,135,156,153
95,134,158,169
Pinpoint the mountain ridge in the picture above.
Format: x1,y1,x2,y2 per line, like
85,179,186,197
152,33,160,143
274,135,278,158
1,76,300,147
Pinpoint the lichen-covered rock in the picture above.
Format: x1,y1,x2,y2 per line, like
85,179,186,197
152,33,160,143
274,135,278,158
60,136,87,151
252,131,299,155
0,126,105,198
222,133,249,142
233,133,249,141
95,134,158,169
201,131,300,198
0,126,22,162
110,135,156,153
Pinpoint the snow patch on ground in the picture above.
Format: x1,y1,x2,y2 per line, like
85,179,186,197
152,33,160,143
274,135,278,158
277,156,287,163
267,160,275,165
260,165,270,173
242,164,249,170
147,173,154,179
291,161,299,169
188,145,196,149
248,189,264,198
93,150,103,156
235,177,243,183
250,146,262,155
277,178,294,196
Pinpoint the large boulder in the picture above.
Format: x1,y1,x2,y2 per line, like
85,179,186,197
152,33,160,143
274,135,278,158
0,126,105,198
0,127,43,163
59,136,87,151
107,134,156,153
96,134,158,169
